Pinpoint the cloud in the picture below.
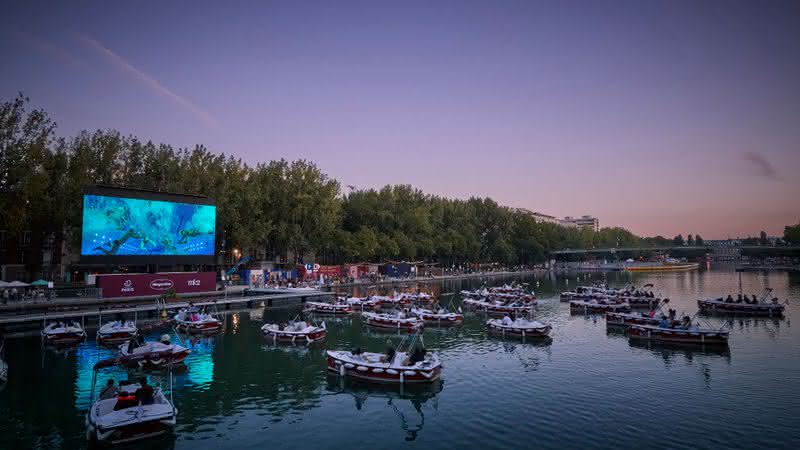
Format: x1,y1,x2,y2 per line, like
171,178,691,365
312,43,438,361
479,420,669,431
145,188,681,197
79,35,219,129
742,151,777,178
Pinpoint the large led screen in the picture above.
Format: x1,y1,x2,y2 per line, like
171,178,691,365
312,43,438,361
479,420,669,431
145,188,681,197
81,193,216,260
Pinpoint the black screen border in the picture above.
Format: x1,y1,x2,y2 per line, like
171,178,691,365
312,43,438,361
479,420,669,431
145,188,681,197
80,185,217,265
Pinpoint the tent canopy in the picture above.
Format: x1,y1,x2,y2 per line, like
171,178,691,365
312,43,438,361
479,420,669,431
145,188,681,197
6,281,29,287
30,279,49,287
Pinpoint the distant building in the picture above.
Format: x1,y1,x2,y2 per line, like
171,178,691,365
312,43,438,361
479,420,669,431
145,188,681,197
562,215,600,232
516,209,563,226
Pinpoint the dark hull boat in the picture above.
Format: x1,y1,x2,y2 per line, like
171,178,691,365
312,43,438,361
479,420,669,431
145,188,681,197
628,324,729,345
697,299,784,317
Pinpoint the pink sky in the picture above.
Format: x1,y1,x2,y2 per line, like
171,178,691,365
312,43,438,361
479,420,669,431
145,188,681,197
2,1,798,239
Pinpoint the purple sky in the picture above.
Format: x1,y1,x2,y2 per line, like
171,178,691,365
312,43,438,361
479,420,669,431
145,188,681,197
2,0,799,239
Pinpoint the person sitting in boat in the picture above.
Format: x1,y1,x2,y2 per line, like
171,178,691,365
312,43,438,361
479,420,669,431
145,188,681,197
160,334,171,345
501,314,513,326
736,294,744,303
100,379,118,400
380,346,396,363
135,377,155,406
750,294,759,304
659,317,670,328
648,309,657,318
681,316,692,329
409,346,427,364
725,295,734,303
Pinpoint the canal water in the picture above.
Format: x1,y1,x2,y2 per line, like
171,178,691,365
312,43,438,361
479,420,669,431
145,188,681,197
1,268,798,449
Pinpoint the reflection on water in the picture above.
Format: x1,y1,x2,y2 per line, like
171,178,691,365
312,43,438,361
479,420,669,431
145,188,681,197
0,268,799,449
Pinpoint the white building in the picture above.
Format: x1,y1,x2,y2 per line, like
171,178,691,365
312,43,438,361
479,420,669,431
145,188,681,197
562,215,600,232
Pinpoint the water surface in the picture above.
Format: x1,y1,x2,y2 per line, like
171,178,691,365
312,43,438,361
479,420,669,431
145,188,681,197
1,268,798,449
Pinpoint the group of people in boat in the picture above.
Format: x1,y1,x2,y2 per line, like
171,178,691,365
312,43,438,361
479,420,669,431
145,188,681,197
620,289,656,298
721,294,761,304
351,345,428,366
126,334,171,353
177,305,213,322
99,377,156,409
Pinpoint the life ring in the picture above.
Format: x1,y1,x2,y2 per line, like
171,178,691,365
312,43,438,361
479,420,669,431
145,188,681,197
372,368,384,374
344,363,355,369
356,366,368,372
386,369,399,375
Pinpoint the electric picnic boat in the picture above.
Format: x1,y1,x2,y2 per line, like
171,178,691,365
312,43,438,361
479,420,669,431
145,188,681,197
174,307,222,334
569,299,631,314
261,320,327,344
342,296,383,310
605,311,678,328
41,321,87,346
361,311,424,333
410,306,464,326
304,300,353,315
627,322,730,346
117,336,190,370
97,320,138,346
86,359,177,445
326,333,442,384
697,288,785,317
486,317,551,339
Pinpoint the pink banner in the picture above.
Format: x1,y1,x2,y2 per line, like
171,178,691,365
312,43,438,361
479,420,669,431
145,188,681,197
97,272,217,298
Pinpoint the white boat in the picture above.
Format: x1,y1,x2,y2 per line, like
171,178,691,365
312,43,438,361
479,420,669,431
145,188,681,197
261,321,327,344
174,308,222,334
487,317,551,338
97,321,138,346
361,312,423,333
41,321,87,346
118,337,190,369
86,360,177,445
410,307,464,325
326,349,442,384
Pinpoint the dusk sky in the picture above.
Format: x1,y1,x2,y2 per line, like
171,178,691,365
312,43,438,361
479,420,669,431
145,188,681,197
2,0,798,239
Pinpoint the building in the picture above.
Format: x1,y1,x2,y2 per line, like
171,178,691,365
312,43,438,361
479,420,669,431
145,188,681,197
562,215,600,232
516,209,563,225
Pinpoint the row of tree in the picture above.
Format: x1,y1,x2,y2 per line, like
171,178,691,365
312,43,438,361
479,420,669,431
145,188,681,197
669,234,705,246
0,94,748,267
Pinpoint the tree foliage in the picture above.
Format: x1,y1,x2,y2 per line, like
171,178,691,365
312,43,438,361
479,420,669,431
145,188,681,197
2,95,666,267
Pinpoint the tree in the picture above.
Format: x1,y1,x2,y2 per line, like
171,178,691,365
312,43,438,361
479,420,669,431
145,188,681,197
687,234,694,246
673,234,685,246
759,230,769,246
695,235,704,246
784,224,800,245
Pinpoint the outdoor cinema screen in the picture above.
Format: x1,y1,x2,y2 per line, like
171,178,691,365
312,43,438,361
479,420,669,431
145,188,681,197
80,188,216,262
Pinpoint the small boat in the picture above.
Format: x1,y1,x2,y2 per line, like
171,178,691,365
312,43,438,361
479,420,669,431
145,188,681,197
326,348,442,384
344,296,382,310
97,321,138,346
118,336,190,369
304,301,353,315
86,360,177,445
462,298,535,316
174,308,222,334
41,321,87,346
569,300,631,313
261,320,327,344
361,312,423,333
697,289,785,317
628,323,729,345
606,311,677,328
410,307,464,326
487,317,551,339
